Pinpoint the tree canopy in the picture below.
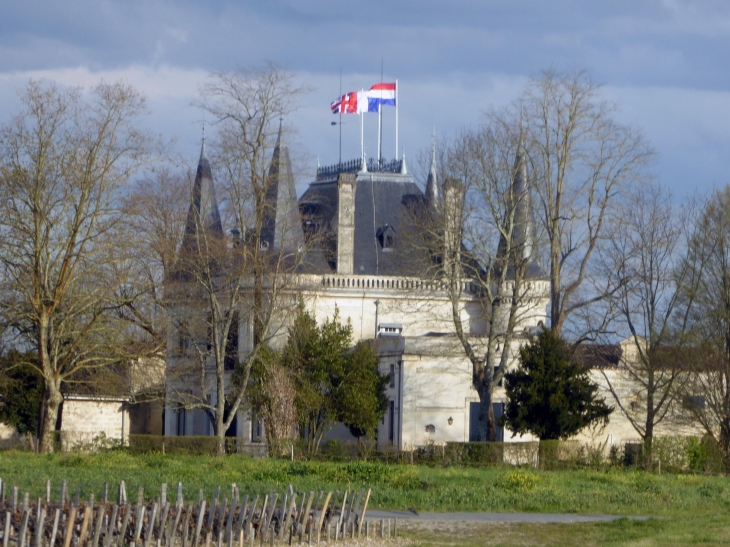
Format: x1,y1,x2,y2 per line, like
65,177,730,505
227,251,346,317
504,328,613,440
278,305,388,453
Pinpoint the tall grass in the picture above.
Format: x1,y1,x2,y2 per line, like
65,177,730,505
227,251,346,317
0,451,728,516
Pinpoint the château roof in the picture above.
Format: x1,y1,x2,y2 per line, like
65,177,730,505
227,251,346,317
171,139,224,281
300,158,434,276
425,136,441,212
495,130,544,279
260,120,305,256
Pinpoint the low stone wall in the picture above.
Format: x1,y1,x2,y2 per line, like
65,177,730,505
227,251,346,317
0,422,24,449
60,397,129,451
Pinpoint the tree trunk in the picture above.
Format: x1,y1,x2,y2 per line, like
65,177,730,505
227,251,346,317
216,365,226,456
644,418,654,470
720,416,730,476
550,215,562,335
475,378,495,442
644,375,655,468
38,315,61,454
39,382,62,454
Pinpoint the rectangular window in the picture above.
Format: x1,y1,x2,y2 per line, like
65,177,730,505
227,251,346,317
225,312,239,370
176,409,186,436
178,320,191,354
207,313,213,352
388,400,395,442
389,364,395,388
683,395,706,410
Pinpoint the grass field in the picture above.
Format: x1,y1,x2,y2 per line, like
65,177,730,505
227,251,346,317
0,451,729,546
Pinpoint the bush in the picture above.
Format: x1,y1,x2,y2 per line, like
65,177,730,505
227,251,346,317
445,442,504,466
127,435,237,456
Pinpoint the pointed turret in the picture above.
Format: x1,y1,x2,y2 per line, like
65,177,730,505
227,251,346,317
260,119,305,255
497,128,533,266
183,138,224,249
425,136,441,211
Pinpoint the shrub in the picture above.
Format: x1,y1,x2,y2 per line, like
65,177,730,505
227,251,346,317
127,435,238,456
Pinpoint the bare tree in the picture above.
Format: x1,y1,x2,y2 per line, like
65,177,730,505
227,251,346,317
0,80,158,452
166,64,310,455
438,115,542,441
524,68,653,337
118,168,193,361
681,186,730,471
598,183,697,461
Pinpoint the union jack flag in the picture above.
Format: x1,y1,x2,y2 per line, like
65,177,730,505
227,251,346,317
331,91,360,114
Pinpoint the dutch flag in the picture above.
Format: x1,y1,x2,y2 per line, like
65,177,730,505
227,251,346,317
367,82,396,112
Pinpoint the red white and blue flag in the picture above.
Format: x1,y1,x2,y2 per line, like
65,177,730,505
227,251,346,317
367,82,396,111
331,82,397,114
330,91,359,114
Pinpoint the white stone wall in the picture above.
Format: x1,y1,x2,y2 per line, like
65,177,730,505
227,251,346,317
0,422,23,449
60,398,129,449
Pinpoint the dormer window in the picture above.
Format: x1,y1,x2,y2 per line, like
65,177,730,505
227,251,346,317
377,224,396,251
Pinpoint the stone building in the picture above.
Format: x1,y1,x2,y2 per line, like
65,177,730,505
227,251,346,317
163,123,703,453
164,123,550,449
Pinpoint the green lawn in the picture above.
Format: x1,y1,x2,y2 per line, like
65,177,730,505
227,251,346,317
1,451,729,546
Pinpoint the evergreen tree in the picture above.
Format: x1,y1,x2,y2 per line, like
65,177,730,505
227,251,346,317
504,329,613,440
280,304,388,453
0,351,43,436
338,342,390,439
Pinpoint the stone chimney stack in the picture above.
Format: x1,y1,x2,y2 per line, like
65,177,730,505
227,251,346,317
443,177,464,273
337,172,357,275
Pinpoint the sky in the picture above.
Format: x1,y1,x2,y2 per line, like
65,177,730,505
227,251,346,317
1,0,729,198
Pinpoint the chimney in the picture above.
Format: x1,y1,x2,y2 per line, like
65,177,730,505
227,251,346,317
337,172,357,275
443,177,464,273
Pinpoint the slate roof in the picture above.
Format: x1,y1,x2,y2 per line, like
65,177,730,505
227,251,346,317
299,160,436,276
495,131,544,280
425,138,441,213
572,344,623,369
261,121,305,256
170,140,224,281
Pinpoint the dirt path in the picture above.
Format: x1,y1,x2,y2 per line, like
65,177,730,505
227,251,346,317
366,510,650,523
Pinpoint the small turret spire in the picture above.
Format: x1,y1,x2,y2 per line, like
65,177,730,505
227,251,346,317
276,117,283,146
425,132,440,211
200,123,207,161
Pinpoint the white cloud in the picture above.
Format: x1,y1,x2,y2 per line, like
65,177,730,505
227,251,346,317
0,63,728,198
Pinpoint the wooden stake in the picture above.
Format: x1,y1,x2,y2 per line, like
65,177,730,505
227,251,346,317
235,496,249,540
193,501,207,547
50,508,61,547
314,492,331,544
103,505,119,547
92,505,105,547
133,505,146,542
3,511,11,547
119,504,133,547
18,510,30,547
143,503,159,547
62,507,77,547
181,504,194,547
357,489,371,538
243,497,258,541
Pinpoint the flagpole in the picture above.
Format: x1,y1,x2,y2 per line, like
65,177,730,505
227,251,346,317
379,58,383,163
395,79,399,160
377,107,381,164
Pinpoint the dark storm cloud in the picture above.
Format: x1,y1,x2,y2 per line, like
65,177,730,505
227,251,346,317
3,0,730,89
2,0,730,198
